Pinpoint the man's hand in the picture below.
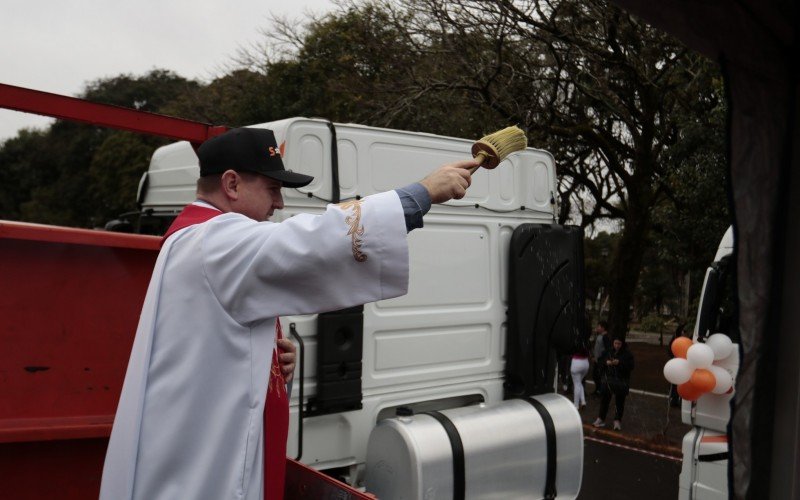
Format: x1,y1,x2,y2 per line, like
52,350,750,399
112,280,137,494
277,338,297,383
420,159,480,204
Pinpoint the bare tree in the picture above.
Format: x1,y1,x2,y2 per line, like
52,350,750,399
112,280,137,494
381,0,721,338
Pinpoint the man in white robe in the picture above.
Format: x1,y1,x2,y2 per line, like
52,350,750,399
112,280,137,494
100,127,477,500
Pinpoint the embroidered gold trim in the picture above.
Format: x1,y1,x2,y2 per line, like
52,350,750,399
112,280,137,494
338,200,368,262
269,354,286,396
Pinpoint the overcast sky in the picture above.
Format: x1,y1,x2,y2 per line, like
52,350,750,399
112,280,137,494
0,0,337,141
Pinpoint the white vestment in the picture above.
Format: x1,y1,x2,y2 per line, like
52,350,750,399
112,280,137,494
100,191,408,500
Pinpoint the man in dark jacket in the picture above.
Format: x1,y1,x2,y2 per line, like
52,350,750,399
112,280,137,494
591,320,612,395
592,337,635,431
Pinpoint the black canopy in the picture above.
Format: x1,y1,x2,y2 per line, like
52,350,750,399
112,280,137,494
612,1,799,498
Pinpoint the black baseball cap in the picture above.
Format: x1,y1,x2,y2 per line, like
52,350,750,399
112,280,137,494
197,127,314,188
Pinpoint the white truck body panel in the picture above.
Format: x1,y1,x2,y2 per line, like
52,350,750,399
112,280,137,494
712,226,734,263
141,118,559,472
680,226,736,499
142,118,557,218
679,428,729,500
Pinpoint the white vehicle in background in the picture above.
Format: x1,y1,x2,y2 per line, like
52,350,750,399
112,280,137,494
679,226,738,499
136,118,586,497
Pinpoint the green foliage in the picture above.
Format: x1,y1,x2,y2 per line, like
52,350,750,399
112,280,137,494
638,313,666,334
0,129,49,221
83,69,200,111
88,132,167,222
650,82,730,271
636,245,682,315
1,70,193,227
584,231,617,301
18,120,104,226
241,4,490,138
163,70,273,126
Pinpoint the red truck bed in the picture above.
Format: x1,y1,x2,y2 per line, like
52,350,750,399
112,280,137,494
0,220,371,499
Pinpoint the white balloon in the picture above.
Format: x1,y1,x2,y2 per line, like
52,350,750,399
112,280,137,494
687,343,715,369
709,365,733,394
706,333,734,361
663,358,693,385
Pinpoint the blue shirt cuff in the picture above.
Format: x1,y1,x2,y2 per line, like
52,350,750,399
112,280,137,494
395,183,432,232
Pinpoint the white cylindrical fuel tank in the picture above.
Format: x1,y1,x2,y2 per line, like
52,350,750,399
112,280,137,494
364,393,582,499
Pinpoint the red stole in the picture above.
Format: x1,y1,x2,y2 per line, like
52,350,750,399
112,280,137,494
264,320,289,499
160,203,224,245
162,202,290,499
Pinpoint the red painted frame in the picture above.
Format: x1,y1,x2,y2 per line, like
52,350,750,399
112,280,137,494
0,82,228,146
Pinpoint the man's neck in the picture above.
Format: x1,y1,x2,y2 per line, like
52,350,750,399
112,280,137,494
196,195,228,213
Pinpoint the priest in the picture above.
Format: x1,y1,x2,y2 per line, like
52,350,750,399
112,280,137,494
100,127,477,500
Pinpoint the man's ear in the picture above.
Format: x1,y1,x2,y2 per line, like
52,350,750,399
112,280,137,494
221,170,240,201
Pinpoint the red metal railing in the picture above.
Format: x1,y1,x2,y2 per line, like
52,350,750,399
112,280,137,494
0,82,228,146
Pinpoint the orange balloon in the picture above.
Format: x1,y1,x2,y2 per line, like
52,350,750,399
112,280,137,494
690,369,716,393
677,381,703,401
671,337,693,359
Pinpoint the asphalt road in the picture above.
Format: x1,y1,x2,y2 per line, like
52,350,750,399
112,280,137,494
578,438,682,500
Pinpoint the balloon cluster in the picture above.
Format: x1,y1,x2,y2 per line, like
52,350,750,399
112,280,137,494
663,334,734,401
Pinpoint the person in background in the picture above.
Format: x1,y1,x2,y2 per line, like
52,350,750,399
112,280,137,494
593,336,635,431
570,329,592,410
591,320,612,396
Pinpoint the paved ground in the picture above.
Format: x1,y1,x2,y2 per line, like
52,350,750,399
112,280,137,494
573,384,689,453
564,339,691,497
560,339,691,453
578,439,682,500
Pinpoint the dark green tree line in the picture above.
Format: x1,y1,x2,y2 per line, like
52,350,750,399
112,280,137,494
1,70,199,226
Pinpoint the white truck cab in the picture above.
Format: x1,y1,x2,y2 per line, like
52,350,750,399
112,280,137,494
679,226,738,499
137,118,585,495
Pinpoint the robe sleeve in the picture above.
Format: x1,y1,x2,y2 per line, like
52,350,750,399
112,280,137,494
200,190,409,325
